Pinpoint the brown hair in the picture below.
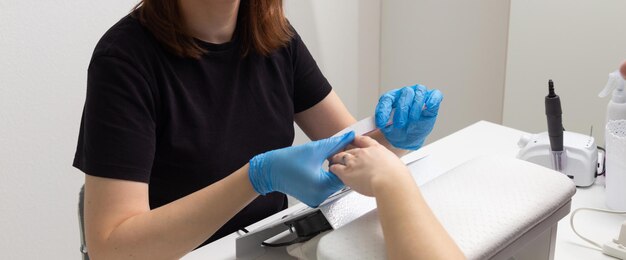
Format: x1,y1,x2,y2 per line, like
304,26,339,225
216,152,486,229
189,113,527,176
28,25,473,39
133,0,294,58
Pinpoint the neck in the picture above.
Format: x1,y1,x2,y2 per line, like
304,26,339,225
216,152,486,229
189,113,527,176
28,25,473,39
180,0,240,44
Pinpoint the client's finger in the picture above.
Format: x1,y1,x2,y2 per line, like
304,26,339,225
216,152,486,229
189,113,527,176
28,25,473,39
343,143,357,151
330,163,347,175
330,152,352,165
329,152,343,165
352,135,380,148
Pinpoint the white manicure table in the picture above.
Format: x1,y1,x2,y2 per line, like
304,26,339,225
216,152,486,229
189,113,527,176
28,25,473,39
183,121,616,260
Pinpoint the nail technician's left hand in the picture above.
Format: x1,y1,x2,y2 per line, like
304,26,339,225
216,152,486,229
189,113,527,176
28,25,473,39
375,84,443,150
248,132,354,208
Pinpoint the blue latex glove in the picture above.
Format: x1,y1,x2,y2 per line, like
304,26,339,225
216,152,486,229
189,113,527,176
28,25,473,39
375,84,443,150
248,131,355,208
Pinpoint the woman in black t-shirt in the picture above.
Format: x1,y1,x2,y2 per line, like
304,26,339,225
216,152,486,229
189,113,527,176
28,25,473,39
74,1,442,258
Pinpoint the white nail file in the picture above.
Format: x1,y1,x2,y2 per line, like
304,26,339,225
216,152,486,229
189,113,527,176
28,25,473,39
332,116,378,137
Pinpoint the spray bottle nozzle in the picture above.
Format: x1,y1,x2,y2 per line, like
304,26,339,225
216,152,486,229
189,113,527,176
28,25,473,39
599,71,626,98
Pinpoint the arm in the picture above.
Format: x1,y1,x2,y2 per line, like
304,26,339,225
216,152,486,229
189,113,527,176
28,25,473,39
85,165,257,260
85,132,355,259
330,136,465,260
294,90,408,156
294,90,356,140
373,171,465,260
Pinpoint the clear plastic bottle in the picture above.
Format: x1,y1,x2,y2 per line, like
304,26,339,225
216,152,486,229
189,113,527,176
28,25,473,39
599,71,626,122
599,69,626,210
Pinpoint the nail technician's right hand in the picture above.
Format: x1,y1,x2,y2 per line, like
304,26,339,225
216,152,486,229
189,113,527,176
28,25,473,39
248,132,355,208
375,84,443,150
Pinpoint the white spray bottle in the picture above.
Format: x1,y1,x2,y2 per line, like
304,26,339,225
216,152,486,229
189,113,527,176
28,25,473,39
599,68,626,210
598,70,626,122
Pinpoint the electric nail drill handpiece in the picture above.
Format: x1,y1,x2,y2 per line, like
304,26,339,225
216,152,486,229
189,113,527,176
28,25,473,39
545,79,565,172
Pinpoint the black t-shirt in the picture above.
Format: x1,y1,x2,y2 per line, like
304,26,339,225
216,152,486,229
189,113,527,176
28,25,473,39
73,15,332,245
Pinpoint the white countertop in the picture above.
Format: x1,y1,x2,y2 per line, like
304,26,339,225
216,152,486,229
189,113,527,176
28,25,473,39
184,121,621,260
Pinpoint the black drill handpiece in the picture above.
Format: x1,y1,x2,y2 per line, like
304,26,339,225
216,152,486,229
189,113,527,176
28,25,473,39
545,80,564,151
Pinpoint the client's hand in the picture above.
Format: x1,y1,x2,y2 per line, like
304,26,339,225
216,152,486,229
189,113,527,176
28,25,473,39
329,136,411,197
331,137,466,260
248,132,354,208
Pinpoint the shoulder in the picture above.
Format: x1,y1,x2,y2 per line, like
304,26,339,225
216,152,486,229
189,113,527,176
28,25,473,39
285,26,305,52
269,26,307,65
90,14,162,66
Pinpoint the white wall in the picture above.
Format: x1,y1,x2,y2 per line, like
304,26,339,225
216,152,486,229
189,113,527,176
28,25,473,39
380,0,511,143
0,1,379,259
503,0,626,146
0,1,139,259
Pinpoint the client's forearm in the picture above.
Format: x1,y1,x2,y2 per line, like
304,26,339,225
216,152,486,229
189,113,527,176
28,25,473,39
372,172,465,260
